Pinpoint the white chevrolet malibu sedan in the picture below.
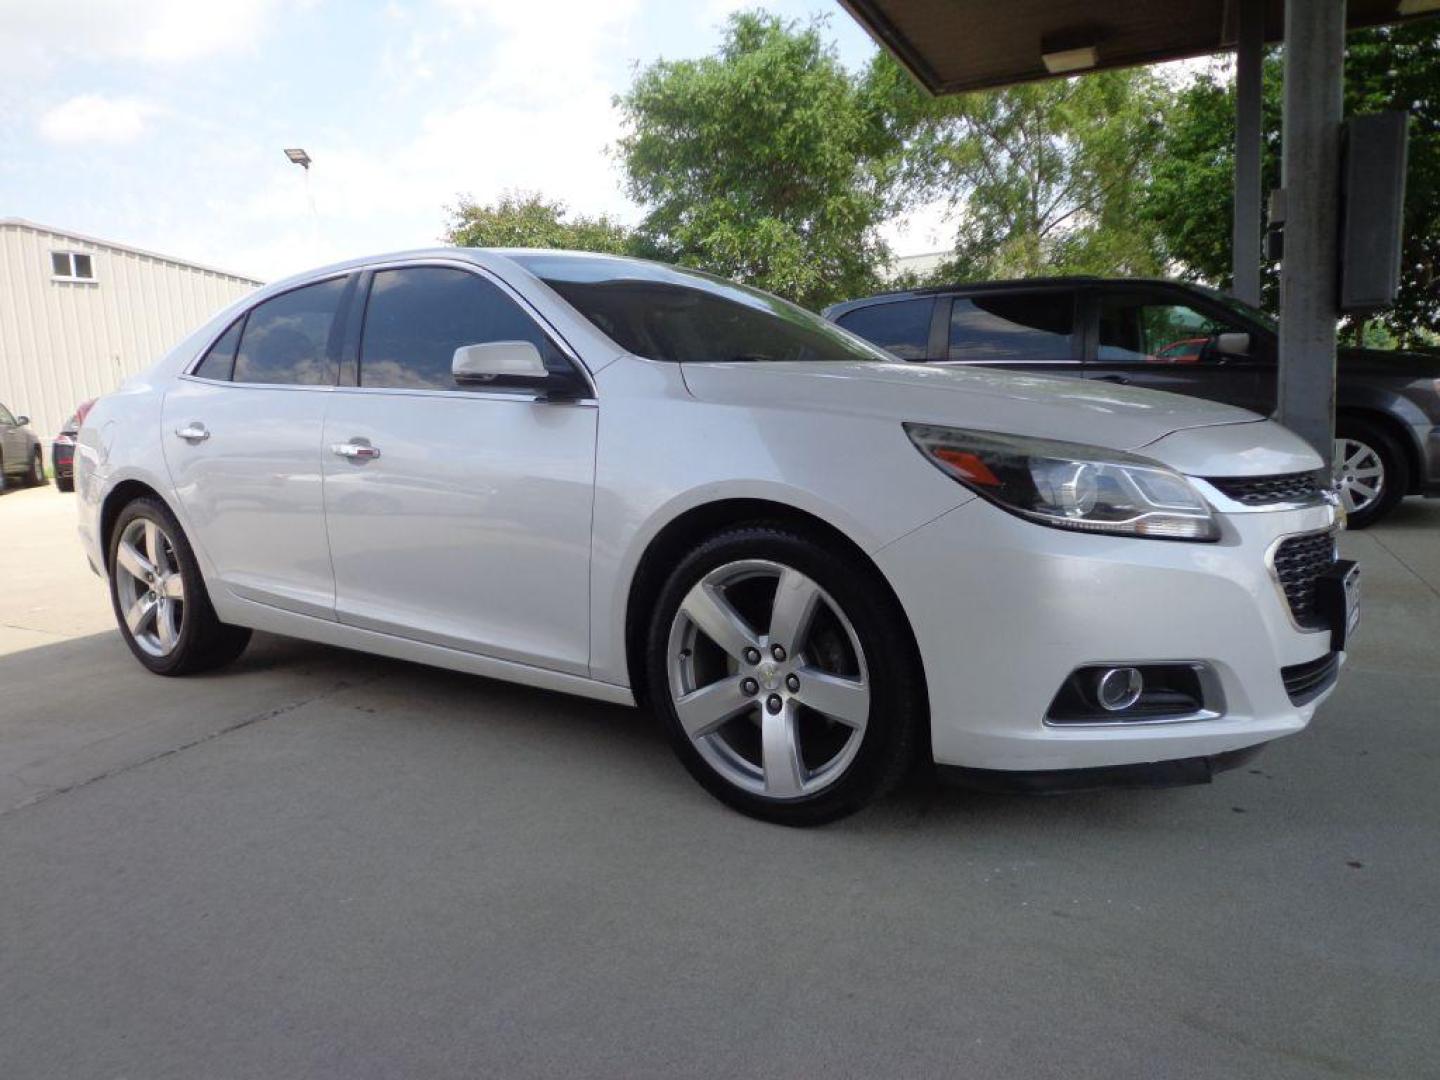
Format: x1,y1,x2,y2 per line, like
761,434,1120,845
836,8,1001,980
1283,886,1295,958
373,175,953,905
74,249,1358,824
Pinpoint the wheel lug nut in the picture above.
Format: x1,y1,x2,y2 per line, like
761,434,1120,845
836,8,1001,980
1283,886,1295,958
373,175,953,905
770,644,786,662
743,647,761,665
766,694,783,714
786,674,800,692
740,677,758,695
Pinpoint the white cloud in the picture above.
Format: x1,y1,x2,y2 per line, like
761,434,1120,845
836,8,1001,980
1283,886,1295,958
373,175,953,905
4,0,902,287
217,0,644,278
38,95,159,144
0,0,278,69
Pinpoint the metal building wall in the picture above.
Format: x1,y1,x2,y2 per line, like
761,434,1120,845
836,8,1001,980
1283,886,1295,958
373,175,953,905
0,219,260,450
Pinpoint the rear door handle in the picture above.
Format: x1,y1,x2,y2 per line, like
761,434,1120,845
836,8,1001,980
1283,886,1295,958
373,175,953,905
331,439,381,461
1094,374,1130,385
174,423,210,442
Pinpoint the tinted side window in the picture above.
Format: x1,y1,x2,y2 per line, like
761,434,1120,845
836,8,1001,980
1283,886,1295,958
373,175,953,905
1097,296,1269,365
233,278,346,385
949,292,1075,363
359,266,570,390
0,404,15,426
193,318,244,381
836,299,934,360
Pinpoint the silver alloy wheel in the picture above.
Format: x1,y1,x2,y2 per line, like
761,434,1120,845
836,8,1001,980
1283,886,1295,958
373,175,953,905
1334,437,1385,516
667,559,870,800
115,517,186,657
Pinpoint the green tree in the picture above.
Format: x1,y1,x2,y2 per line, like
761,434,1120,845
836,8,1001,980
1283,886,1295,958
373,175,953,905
446,191,638,255
1138,24,1440,343
1137,58,1282,305
615,12,909,310
901,70,1169,281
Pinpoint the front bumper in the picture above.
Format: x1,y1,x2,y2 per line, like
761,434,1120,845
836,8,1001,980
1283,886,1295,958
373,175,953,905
874,497,1342,773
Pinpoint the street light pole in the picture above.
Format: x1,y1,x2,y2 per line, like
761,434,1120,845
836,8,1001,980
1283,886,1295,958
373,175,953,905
283,148,319,258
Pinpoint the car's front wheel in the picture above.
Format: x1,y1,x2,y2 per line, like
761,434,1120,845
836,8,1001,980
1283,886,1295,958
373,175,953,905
646,524,922,825
1335,418,1407,529
108,497,252,675
26,449,46,486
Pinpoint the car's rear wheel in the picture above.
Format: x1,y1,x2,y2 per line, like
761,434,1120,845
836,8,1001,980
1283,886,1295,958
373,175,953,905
646,524,921,825
1334,418,1407,529
27,449,45,486
55,473,74,493
108,497,252,675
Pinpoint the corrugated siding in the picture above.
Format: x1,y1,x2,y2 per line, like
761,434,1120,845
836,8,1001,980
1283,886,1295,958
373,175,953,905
0,221,259,449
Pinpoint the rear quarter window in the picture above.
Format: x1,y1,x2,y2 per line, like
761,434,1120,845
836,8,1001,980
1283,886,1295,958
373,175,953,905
835,299,934,360
233,277,347,386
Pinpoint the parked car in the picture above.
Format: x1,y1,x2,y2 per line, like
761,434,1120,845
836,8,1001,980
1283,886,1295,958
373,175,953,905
75,250,1355,824
0,401,45,491
826,278,1440,527
51,399,95,493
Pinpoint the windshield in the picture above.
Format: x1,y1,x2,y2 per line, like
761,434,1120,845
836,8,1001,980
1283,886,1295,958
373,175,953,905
1192,283,1277,334
509,253,891,364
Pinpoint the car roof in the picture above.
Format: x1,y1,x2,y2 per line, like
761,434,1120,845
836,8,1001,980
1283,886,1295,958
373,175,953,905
823,276,1201,317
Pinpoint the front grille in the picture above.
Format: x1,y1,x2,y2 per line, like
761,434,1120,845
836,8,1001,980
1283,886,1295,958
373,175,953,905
1207,471,1325,506
1282,652,1340,706
1272,530,1339,630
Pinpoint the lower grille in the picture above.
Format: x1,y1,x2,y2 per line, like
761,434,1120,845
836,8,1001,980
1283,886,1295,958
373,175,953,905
1282,652,1340,706
1207,471,1326,506
1272,530,1339,630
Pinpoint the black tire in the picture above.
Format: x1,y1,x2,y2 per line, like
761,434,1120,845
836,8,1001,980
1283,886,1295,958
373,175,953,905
27,448,46,486
107,496,252,676
56,474,74,493
1336,417,1407,529
0,455,7,493
646,522,923,826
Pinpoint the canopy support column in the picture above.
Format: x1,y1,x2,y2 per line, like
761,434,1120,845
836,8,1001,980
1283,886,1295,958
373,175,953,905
1232,0,1265,306
1276,0,1345,469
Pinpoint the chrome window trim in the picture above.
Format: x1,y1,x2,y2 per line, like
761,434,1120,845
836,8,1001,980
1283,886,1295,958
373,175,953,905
1264,527,1340,636
176,374,335,393
1041,662,1227,728
178,259,596,398
327,384,597,407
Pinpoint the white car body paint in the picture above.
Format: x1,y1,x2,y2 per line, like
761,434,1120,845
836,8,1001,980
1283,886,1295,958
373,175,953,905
76,247,1341,774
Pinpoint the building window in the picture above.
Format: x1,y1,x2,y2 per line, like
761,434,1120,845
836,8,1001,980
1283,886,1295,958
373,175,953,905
51,251,96,282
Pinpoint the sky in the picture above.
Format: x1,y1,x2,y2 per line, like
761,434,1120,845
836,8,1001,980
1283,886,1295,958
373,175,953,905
0,0,962,283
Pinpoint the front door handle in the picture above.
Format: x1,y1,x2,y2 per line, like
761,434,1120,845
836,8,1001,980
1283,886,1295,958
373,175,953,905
174,422,210,442
1094,374,1130,385
331,439,381,461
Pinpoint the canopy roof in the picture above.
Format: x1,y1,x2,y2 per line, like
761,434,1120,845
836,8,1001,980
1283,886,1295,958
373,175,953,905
839,0,1435,95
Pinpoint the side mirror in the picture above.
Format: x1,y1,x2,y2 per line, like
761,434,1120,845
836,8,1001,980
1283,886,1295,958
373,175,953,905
1215,332,1251,357
452,341,548,385
15,415,29,426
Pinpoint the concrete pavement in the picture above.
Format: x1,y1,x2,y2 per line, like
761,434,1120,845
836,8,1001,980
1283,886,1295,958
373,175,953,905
1,483,1437,1078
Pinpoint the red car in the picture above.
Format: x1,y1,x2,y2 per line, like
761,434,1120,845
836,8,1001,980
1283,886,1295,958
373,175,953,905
51,399,94,493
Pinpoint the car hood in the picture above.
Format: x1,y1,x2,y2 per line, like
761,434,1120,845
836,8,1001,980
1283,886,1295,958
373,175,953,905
680,360,1263,452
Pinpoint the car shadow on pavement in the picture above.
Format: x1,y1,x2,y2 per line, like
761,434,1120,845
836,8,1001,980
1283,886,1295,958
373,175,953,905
1,622,1191,836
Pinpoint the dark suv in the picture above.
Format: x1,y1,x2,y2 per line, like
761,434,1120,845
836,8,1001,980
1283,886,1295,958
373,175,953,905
826,278,1440,527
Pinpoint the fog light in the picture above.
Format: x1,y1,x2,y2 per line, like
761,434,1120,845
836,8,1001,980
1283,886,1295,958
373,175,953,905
1095,667,1144,712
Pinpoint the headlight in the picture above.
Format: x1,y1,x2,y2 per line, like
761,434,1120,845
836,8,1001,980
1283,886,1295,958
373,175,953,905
904,424,1220,542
